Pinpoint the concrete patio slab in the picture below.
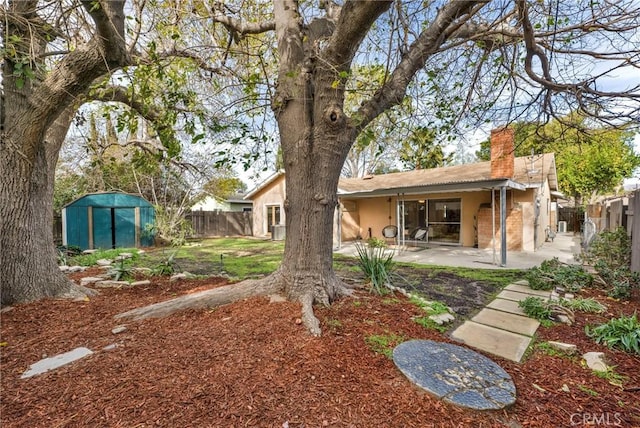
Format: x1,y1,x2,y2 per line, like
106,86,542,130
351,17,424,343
504,283,551,297
486,298,527,316
471,308,540,336
451,321,532,363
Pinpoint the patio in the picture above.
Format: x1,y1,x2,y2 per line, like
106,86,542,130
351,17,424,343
334,232,582,270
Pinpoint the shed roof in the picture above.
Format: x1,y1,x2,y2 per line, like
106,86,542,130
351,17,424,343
64,192,153,208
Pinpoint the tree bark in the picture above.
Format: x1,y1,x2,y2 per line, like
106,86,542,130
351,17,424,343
1,0,129,306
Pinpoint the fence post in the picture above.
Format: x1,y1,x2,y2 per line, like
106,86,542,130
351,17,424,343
631,191,640,272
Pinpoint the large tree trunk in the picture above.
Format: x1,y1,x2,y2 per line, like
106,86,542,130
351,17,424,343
1,0,128,306
0,110,85,305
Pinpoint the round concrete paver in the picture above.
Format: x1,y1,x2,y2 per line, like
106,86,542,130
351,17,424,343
393,340,516,410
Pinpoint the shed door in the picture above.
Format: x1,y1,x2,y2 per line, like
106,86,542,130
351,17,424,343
93,208,113,249
93,207,136,249
114,208,136,248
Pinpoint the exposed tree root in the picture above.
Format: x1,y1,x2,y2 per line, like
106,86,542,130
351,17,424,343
115,278,280,321
114,269,355,336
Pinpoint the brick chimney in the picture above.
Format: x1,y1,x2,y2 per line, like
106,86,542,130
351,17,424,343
490,127,515,179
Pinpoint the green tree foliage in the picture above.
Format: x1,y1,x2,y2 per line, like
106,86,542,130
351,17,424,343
399,127,453,170
475,116,639,202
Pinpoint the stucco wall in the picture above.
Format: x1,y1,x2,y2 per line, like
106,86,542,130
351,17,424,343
343,192,493,247
251,175,286,237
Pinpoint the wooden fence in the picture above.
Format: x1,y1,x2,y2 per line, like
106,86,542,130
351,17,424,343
187,211,253,237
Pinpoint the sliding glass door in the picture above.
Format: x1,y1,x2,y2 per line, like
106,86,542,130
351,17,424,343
427,199,461,244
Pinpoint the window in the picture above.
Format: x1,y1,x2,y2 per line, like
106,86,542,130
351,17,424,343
267,205,281,233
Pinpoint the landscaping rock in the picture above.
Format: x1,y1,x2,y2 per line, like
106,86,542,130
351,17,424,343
118,252,134,259
21,347,93,379
96,259,112,267
131,280,151,287
95,280,130,289
582,352,609,372
111,325,127,334
429,312,455,325
547,341,578,355
82,249,98,254
59,265,70,272
80,276,107,286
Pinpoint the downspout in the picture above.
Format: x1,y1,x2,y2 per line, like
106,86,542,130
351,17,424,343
500,186,507,267
492,188,497,265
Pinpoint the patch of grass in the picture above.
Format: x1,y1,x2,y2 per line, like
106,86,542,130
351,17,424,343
68,248,140,266
365,333,405,358
593,366,627,387
518,296,552,322
535,342,573,358
409,295,451,333
577,384,599,397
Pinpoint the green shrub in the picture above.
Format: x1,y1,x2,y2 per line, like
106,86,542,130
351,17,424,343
354,242,395,294
367,237,387,248
581,228,639,300
526,258,592,292
560,297,606,313
519,296,552,322
152,250,180,276
586,313,640,355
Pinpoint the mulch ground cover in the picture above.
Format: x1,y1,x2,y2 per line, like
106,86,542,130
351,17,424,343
1,268,639,427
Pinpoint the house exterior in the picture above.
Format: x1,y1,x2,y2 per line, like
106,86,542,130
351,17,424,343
246,128,560,262
191,193,253,212
62,192,155,250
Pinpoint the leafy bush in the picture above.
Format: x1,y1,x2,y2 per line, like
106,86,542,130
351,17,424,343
586,313,640,355
526,258,592,292
560,297,606,313
355,242,395,294
519,296,552,321
580,227,639,300
367,237,387,248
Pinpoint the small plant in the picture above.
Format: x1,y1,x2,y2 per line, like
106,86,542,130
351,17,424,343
519,296,552,321
577,384,599,397
560,297,606,313
365,333,405,358
367,237,387,248
535,342,573,358
152,250,179,276
107,259,134,282
354,242,395,294
585,313,640,355
593,366,627,387
409,296,451,332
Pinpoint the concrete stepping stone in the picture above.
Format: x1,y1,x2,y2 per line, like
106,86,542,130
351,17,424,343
496,289,542,302
471,308,540,336
451,322,531,362
486,298,527,316
393,340,516,410
21,347,93,379
503,283,551,297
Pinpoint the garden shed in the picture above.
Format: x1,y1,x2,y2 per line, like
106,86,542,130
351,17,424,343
62,192,155,250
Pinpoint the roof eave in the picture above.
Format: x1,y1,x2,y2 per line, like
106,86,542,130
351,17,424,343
338,179,526,198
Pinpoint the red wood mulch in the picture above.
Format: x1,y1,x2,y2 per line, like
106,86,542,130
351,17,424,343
1,269,639,427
